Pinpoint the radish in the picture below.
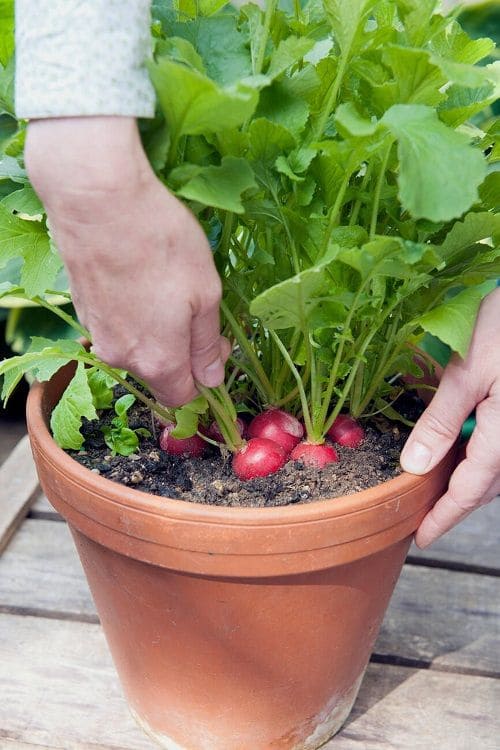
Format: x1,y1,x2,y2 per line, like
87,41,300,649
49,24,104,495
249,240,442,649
248,409,303,454
233,438,287,481
159,422,207,458
327,415,365,448
208,417,246,443
290,442,339,468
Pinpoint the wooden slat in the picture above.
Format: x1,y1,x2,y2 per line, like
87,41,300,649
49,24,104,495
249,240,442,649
0,435,40,554
377,564,500,676
410,498,500,573
1,743,58,749
0,614,154,750
29,493,61,521
1,519,499,675
0,613,498,750
330,663,500,750
0,519,96,620
0,422,26,467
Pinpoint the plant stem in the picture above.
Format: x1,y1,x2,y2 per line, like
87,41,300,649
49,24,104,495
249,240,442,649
355,311,403,415
220,212,234,253
32,296,90,340
215,382,238,424
270,330,315,440
317,278,367,429
311,53,348,141
369,141,393,240
322,328,379,436
82,356,174,424
196,383,243,451
321,168,352,255
349,163,372,226
255,0,278,75
221,300,276,403
274,329,300,398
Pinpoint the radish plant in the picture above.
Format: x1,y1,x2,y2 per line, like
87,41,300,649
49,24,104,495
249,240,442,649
0,0,499,480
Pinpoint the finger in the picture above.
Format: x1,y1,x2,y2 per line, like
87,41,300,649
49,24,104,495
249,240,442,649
400,358,478,475
415,395,500,548
220,336,232,364
132,319,198,409
191,304,225,388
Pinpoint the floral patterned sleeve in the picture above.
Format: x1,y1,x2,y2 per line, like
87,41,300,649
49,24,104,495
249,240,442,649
15,0,156,119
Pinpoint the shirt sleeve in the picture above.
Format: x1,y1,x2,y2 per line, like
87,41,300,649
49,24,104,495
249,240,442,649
15,0,156,119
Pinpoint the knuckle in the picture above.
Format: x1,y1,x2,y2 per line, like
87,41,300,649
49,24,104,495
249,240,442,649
420,409,457,442
201,287,222,313
446,489,479,516
191,338,220,359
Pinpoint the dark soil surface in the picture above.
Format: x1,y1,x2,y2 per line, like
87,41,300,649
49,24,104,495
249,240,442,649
70,392,420,508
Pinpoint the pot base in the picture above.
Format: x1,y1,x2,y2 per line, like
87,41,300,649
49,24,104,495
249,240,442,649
129,671,364,750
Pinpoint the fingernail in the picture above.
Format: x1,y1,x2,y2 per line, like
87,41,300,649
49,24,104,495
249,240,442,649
401,442,432,474
202,359,224,387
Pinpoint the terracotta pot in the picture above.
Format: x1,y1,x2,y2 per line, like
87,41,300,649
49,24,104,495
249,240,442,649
26,364,457,750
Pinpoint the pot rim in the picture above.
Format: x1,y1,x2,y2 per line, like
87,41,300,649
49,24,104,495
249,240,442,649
28,377,435,527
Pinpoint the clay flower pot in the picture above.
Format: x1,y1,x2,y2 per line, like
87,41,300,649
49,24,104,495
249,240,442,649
26,364,457,750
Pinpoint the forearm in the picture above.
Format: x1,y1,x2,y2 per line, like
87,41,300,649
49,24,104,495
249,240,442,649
15,0,155,119
25,117,150,208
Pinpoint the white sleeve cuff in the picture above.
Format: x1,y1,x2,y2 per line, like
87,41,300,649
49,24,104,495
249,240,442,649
15,0,156,120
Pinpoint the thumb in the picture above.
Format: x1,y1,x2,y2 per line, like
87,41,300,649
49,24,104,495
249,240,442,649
400,363,476,475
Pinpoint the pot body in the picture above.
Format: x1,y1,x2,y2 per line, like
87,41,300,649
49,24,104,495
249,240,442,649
70,526,408,749
27,366,456,749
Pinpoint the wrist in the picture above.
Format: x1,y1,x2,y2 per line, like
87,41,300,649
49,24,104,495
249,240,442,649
25,116,150,207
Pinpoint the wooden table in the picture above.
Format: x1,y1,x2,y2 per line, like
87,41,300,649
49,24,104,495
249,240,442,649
0,436,499,749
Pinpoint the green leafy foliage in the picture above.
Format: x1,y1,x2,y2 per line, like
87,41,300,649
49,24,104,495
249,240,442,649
0,205,60,297
172,395,208,438
175,156,257,212
50,363,98,450
417,281,497,359
2,0,499,450
101,394,151,457
382,104,487,221
0,0,14,68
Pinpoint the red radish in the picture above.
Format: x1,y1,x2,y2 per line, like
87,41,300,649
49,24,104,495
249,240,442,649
327,415,365,448
233,438,287,481
208,417,246,443
159,422,207,458
248,409,303,454
290,442,339,468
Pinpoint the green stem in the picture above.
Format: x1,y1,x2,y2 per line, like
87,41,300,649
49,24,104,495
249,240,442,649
221,300,276,403
355,312,402,415
274,329,301,399
83,357,174,424
33,296,90,340
270,330,314,440
317,279,367,429
270,187,300,274
321,169,352,254
307,334,321,433
370,141,393,240
323,328,379,436
254,0,278,75
214,382,237,424
311,53,348,141
196,383,243,451
220,212,234,253
349,163,373,226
